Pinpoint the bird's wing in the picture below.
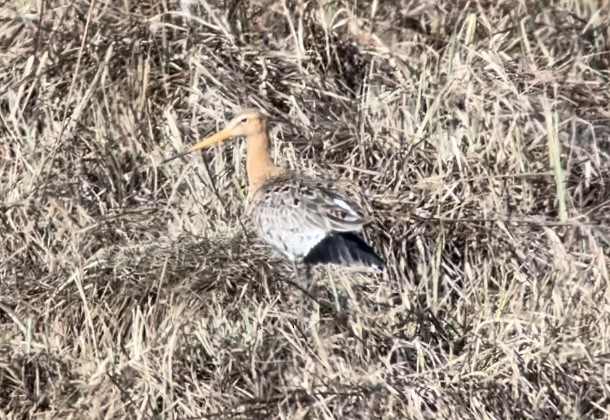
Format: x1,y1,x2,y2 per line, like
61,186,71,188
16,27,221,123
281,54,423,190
250,174,370,237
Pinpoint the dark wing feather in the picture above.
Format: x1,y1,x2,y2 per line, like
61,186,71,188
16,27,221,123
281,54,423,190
303,232,385,270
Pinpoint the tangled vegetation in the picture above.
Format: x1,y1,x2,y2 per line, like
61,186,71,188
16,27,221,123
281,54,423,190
1,0,609,418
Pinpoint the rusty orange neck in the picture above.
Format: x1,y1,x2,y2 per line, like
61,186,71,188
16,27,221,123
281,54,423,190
245,130,283,193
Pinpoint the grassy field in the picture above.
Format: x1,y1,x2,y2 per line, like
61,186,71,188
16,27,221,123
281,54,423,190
1,0,610,418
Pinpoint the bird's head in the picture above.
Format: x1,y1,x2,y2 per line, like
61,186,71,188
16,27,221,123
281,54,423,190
162,108,268,163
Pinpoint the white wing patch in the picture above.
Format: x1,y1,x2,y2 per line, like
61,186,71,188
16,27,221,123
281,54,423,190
332,198,358,216
264,229,327,261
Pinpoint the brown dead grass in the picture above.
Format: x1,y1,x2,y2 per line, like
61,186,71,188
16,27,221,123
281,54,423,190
1,0,610,418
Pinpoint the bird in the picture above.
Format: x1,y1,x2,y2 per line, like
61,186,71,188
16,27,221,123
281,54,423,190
162,108,385,277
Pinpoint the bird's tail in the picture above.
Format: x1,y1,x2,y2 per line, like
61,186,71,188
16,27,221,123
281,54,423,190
303,232,385,271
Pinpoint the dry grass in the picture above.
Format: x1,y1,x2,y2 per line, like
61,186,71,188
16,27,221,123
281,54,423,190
1,0,610,418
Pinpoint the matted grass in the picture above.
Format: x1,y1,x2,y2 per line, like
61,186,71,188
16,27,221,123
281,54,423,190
1,0,610,418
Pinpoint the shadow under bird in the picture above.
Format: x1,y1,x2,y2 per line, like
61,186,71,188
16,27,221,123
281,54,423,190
162,108,385,274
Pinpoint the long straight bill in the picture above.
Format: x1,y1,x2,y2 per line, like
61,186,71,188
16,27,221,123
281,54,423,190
160,149,192,164
160,127,235,165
